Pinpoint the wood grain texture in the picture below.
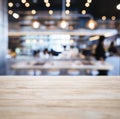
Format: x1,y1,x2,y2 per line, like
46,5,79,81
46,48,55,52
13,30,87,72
0,76,120,119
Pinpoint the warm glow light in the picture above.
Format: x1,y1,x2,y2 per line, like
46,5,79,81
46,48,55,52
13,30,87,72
111,16,116,20
65,10,70,14
46,3,50,7
44,0,49,3
102,16,106,20
13,13,20,19
89,36,100,41
104,33,114,37
32,21,40,29
116,4,120,10
25,2,30,7
8,2,13,7
31,10,36,15
8,10,13,15
81,10,86,14
66,3,70,7
87,0,92,3
49,10,53,15
60,20,69,29
85,3,90,7
87,19,97,30
70,39,74,44
21,0,26,4
66,0,71,2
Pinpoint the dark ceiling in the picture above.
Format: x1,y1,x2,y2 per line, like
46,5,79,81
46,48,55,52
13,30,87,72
8,0,120,19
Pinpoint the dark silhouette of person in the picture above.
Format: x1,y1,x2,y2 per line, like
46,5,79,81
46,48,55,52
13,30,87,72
94,36,108,75
95,36,106,61
108,41,117,56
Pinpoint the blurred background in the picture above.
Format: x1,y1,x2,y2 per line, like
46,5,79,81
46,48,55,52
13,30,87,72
0,0,120,76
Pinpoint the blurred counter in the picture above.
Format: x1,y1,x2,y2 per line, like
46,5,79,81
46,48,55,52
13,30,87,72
11,60,113,70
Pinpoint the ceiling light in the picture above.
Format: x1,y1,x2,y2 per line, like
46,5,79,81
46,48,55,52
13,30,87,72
111,16,116,20
65,10,70,14
32,21,40,29
21,0,26,4
31,10,36,14
44,0,49,3
87,19,97,30
66,0,71,2
102,16,106,20
13,13,20,19
85,3,90,7
87,0,92,3
8,2,13,7
49,10,53,15
46,3,50,7
25,2,30,7
116,3,120,10
66,3,70,7
8,10,13,15
81,10,86,14
59,20,69,29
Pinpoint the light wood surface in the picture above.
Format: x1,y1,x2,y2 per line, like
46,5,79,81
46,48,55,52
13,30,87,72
0,76,120,119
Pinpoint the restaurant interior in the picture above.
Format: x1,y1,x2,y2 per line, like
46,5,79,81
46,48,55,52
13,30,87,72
0,1,120,119
0,0,120,76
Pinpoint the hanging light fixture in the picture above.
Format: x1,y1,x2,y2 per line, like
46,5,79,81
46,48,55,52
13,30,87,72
21,0,26,4
8,2,14,7
32,20,40,29
60,20,69,29
116,3,120,10
49,10,53,15
13,13,20,19
59,0,69,29
86,19,97,30
65,10,70,14
31,10,36,15
102,16,106,21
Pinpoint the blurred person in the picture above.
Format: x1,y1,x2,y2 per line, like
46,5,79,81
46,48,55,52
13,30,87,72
69,45,79,58
43,48,49,59
10,50,16,59
95,36,106,61
51,49,61,56
108,41,117,56
33,50,39,58
79,52,86,59
94,36,108,75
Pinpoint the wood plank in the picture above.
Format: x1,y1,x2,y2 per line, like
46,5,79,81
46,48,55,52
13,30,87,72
0,76,120,119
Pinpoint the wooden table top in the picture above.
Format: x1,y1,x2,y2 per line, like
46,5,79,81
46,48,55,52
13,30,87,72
0,76,120,119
